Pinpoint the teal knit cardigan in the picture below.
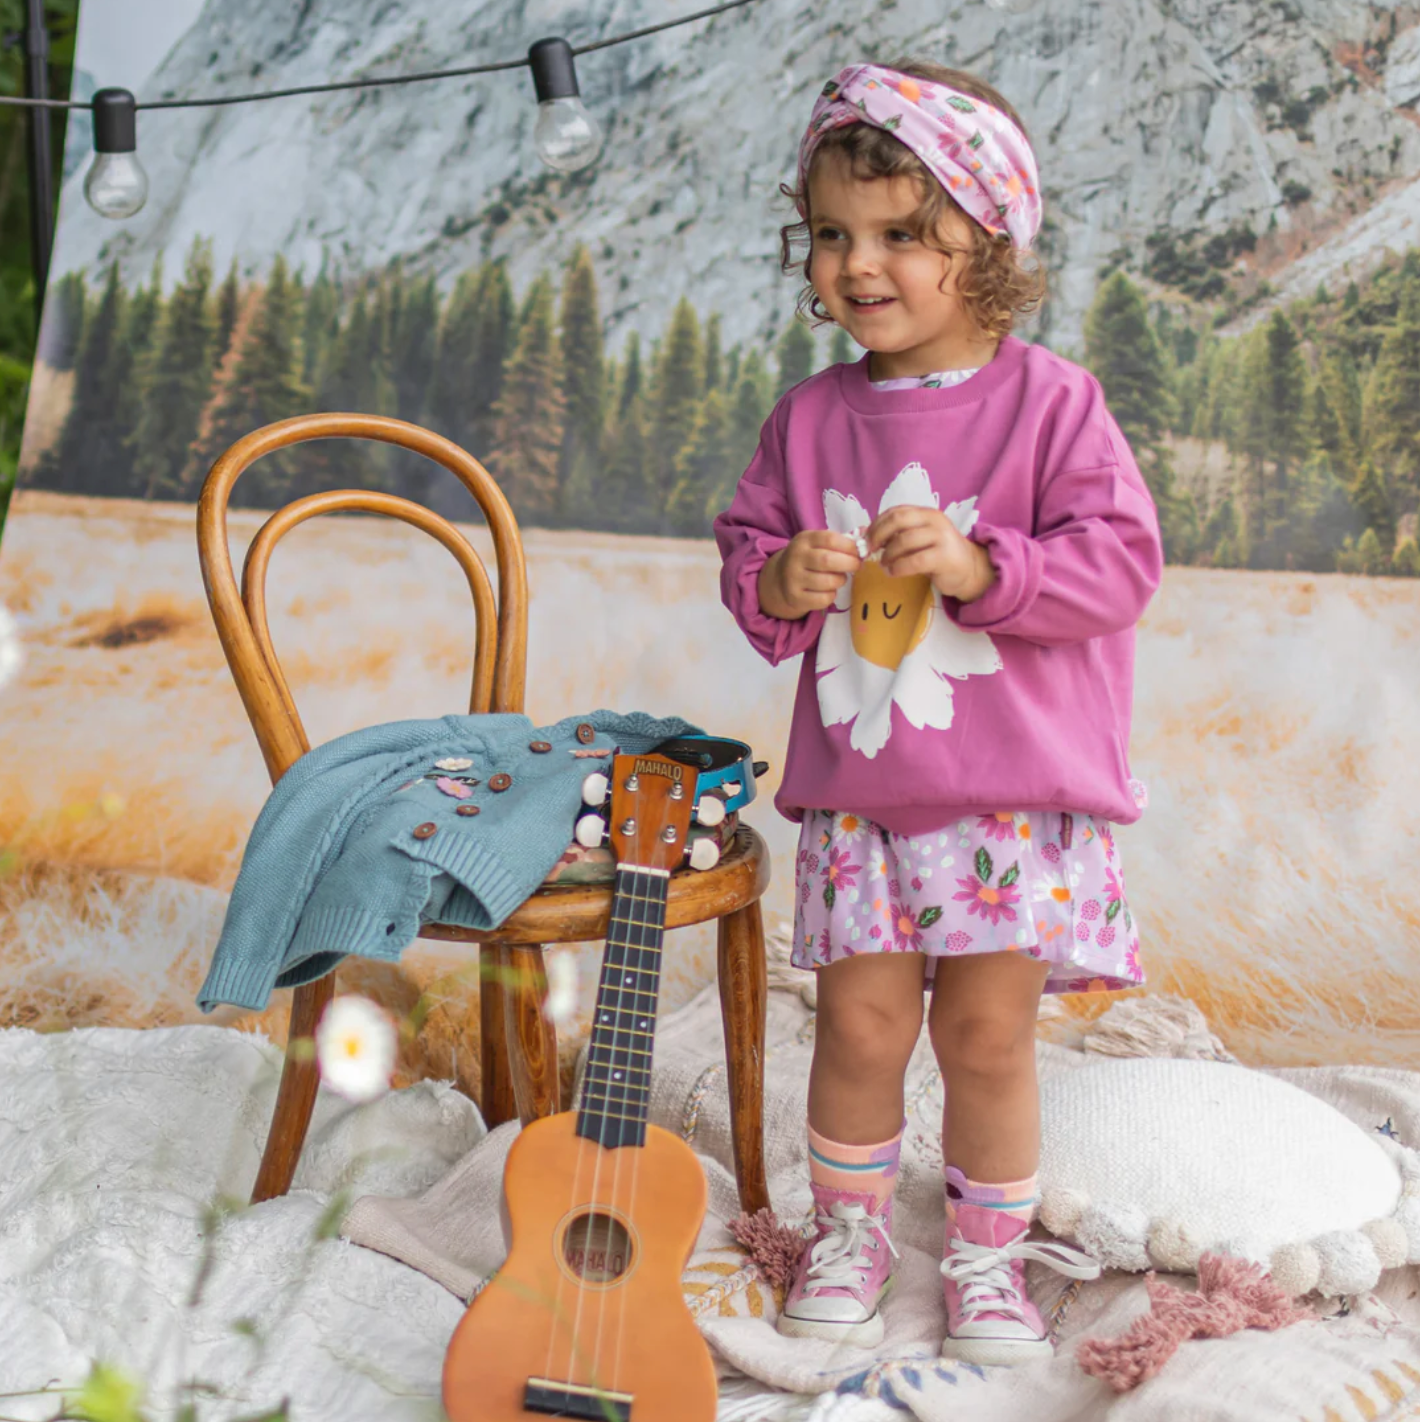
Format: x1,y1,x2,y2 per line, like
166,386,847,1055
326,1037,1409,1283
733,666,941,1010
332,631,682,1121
197,709,697,1012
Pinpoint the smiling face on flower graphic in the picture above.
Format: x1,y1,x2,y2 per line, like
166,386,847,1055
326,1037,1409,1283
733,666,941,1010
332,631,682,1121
816,461,1002,759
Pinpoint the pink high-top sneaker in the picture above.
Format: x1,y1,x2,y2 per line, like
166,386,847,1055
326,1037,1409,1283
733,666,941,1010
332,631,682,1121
939,1202,1100,1366
778,1184,900,1346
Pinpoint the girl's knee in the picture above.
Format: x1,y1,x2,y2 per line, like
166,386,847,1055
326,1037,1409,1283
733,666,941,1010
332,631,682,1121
931,1006,1036,1080
817,989,924,1077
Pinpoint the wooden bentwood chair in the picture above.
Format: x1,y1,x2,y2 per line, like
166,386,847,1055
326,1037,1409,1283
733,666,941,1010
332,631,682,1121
196,413,771,1214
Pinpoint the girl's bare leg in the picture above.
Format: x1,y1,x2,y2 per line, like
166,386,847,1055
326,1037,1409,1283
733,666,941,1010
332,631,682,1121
927,953,1049,1181
808,951,928,1142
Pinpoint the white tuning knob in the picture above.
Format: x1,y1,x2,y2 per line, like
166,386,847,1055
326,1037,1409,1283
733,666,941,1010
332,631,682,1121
688,838,721,871
575,813,607,848
581,772,609,807
694,795,726,827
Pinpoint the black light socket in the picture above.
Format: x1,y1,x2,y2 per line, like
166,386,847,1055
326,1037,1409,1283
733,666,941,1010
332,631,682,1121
528,37,579,102
92,87,137,154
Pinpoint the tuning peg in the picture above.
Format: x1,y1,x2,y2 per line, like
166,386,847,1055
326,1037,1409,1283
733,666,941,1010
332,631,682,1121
574,812,608,848
694,795,726,827
752,760,769,778
688,837,721,871
581,772,609,807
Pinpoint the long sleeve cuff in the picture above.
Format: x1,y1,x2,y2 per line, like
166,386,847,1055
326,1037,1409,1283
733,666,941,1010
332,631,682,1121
953,522,1043,633
722,532,827,666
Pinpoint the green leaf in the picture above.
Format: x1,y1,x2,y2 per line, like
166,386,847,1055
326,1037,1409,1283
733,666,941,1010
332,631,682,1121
946,95,978,113
975,847,993,884
999,863,1021,889
313,1188,352,1241
882,114,902,132
1105,898,1123,924
823,881,836,911
66,1364,147,1422
1125,910,1133,932
918,906,944,928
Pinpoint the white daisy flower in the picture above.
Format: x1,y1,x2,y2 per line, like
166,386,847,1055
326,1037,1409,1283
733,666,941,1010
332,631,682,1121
1031,867,1078,906
542,951,580,1029
815,464,1003,759
833,812,869,843
315,995,398,1104
0,604,22,692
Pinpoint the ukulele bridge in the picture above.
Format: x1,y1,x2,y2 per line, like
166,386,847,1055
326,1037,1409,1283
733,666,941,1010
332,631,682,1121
524,1377,633,1421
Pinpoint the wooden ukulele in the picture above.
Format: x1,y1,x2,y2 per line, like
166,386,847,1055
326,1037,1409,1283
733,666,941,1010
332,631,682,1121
442,750,721,1422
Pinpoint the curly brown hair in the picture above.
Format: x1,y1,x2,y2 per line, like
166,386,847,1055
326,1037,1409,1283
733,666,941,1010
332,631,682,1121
780,60,1046,342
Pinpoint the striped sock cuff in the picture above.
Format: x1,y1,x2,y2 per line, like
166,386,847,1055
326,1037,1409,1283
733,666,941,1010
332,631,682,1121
807,1122,904,1207
945,1165,1038,1223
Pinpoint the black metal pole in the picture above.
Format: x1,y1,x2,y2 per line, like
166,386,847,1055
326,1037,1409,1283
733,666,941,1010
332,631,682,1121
23,0,53,327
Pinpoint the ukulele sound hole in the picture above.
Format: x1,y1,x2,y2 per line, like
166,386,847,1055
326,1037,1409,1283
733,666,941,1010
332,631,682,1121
563,1211,633,1284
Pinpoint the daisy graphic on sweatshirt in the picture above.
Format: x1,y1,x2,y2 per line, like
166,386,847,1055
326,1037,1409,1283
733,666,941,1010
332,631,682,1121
815,461,1002,758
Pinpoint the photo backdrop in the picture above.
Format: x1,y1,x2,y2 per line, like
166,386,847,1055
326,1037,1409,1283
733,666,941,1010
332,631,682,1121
2,0,1419,1086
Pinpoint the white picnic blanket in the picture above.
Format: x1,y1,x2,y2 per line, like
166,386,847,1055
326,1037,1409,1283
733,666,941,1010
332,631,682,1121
346,978,1420,1422
0,988,1417,1422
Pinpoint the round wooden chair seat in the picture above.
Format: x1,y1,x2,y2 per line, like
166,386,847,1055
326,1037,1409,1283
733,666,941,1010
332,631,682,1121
418,828,770,946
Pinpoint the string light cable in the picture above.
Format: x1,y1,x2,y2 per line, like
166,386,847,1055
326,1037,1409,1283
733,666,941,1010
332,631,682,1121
0,0,769,215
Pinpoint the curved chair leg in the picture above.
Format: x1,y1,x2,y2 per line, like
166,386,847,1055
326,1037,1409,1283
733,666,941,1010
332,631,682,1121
503,943,560,1125
251,974,336,1204
480,943,519,1128
717,900,770,1216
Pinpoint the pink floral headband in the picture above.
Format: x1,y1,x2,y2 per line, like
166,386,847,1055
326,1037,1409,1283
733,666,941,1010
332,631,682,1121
798,64,1042,250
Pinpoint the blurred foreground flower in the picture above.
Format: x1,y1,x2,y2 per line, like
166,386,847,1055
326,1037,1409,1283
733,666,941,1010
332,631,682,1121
65,1361,146,1422
543,950,579,1028
0,603,22,691
315,995,398,1104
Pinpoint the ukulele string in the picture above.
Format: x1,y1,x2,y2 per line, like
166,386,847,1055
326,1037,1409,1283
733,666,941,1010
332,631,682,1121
544,946,595,1391
611,863,661,1395
593,861,648,1392
548,864,625,1388
565,857,630,1391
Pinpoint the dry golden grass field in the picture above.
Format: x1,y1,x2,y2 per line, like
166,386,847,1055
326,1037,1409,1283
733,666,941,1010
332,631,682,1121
1,488,1418,1076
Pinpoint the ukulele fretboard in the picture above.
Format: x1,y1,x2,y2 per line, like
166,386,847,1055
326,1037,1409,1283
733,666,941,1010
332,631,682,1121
576,865,669,1150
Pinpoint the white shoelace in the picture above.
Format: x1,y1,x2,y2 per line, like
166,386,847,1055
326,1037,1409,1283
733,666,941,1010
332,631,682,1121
802,1201,900,1294
940,1233,1101,1323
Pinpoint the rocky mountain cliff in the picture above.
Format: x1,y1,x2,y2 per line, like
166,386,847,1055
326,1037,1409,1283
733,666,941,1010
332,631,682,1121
48,0,1420,354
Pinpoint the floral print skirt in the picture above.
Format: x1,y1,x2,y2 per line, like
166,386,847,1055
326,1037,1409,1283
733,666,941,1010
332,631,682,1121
790,809,1143,995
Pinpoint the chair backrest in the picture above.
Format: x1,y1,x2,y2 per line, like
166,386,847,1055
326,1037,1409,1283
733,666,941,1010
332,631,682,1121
196,413,528,786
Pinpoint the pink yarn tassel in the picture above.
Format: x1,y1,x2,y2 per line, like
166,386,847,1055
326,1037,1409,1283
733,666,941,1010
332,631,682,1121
1076,1253,1314,1393
728,1208,807,1291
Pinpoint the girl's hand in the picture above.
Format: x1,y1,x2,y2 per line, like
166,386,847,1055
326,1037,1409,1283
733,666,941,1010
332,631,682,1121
868,506,997,603
759,530,861,619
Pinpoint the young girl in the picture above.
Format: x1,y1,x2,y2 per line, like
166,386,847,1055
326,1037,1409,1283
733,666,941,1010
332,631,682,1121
713,60,1162,1365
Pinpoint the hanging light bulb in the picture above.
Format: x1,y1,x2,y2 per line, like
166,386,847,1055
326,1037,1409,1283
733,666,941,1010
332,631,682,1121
84,88,149,219
528,37,602,173
985,0,1042,11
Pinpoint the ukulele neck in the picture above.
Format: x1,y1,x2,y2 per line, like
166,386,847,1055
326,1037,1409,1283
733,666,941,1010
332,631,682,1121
575,863,669,1149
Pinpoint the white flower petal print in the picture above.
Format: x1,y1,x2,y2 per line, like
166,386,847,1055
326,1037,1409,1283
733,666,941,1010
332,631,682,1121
824,490,870,610
816,604,854,680
814,465,1002,759
849,685,896,758
892,627,960,732
825,489,870,535
878,461,938,514
944,497,981,537
926,612,1005,681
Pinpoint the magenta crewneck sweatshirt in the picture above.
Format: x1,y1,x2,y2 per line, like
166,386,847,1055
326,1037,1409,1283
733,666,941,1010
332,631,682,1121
712,337,1163,836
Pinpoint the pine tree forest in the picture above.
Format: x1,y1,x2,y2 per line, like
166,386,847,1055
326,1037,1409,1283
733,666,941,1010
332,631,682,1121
23,238,1420,576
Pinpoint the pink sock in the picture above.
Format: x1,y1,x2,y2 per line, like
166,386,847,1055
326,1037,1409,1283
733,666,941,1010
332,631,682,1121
808,1122,903,1211
945,1164,1038,1225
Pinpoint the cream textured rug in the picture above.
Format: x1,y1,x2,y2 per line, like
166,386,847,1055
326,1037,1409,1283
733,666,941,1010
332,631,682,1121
0,992,1414,1420
345,964,1420,1422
